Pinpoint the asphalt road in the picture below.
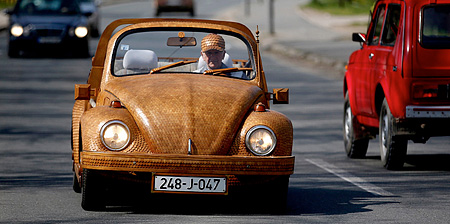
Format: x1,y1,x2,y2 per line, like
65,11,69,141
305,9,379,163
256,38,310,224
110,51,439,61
1,1,450,223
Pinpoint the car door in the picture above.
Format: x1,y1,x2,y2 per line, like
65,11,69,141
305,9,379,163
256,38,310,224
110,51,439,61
374,3,403,112
355,3,386,116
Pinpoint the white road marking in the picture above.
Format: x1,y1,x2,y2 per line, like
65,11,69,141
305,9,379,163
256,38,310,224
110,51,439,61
305,158,394,197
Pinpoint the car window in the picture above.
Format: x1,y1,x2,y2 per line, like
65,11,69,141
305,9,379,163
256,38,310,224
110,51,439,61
422,4,450,49
112,29,255,80
17,0,80,15
381,4,401,46
368,4,386,46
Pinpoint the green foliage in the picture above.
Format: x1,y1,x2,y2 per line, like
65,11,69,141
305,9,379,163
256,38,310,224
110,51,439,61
306,0,375,15
0,0,16,9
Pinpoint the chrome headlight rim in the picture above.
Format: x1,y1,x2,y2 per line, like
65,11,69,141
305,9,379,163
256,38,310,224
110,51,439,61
100,120,131,151
245,125,277,156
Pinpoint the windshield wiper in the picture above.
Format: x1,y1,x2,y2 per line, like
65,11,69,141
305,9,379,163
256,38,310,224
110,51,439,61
150,59,197,74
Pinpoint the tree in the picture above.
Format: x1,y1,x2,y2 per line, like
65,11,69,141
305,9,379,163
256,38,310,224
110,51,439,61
339,0,353,7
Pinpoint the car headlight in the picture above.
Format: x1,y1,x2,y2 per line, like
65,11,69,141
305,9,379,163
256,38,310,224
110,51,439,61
11,24,24,37
75,26,88,38
100,120,131,151
245,125,277,156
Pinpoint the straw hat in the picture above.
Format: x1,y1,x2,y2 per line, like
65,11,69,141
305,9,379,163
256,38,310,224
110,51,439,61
201,33,225,52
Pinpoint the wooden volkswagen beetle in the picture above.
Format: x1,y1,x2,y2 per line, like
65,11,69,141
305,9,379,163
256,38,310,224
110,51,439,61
71,18,294,211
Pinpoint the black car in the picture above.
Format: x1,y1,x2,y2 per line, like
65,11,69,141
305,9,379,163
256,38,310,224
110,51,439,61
78,0,100,37
6,0,92,57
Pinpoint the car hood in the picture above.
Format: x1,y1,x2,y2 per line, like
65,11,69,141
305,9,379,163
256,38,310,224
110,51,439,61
104,74,264,155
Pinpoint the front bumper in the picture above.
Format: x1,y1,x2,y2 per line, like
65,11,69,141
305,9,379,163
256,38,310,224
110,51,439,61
9,35,88,53
81,151,295,176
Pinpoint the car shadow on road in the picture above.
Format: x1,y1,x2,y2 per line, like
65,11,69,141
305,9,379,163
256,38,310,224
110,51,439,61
96,185,398,216
286,187,398,215
365,154,450,171
404,154,450,171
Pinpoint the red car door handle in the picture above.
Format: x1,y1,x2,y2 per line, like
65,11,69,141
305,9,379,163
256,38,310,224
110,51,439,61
369,53,374,59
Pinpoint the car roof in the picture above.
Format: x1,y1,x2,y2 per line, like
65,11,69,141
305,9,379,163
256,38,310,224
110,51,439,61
377,0,450,6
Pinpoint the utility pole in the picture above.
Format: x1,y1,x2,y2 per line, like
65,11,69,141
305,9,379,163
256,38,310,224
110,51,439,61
269,0,275,35
245,0,250,17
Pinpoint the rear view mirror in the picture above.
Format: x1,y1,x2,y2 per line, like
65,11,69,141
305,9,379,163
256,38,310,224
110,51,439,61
273,88,289,104
2,8,13,15
167,37,197,47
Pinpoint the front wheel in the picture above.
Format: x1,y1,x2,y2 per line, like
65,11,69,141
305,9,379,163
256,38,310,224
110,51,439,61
73,172,81,193
379,99,407,170
81,169,105,211
343,93,369,158
8,42,20,58
266,176,289,214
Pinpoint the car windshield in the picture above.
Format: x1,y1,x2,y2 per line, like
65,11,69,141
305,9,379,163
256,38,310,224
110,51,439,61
422,4,450,49
112,29,256,80
16,0,80,15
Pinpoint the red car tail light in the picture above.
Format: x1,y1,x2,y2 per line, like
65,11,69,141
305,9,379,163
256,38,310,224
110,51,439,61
413,84,439,99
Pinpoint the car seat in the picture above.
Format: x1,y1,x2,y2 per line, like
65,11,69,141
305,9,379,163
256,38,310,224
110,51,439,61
196,52,233,70
122,49,158,74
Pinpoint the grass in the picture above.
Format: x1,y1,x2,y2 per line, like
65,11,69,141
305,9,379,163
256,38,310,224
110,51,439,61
304,0,375,15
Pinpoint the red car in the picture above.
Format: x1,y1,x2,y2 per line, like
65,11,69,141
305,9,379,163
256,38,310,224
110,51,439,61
344,0,450,170
155,0,194,17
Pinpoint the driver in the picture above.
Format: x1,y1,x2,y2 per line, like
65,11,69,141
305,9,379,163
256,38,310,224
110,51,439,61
196,33,227,72
195,33,246,79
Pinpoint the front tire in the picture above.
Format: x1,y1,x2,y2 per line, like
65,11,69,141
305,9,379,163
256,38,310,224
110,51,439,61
81,169,105,211
73,172,81,193
343,93,369,158
8,42,20,58
268,176,289,214
379,99,407,170
253,176,289,214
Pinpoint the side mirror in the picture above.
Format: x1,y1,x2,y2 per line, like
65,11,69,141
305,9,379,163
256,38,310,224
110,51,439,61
352,33,366,43
272,88,289,104
74,84,92,100
2,8,13,15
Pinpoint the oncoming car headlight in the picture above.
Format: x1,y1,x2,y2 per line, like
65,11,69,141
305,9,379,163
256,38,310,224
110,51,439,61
100,120,131,151
11,24,24,37
245,125,277,156
74,26,88,38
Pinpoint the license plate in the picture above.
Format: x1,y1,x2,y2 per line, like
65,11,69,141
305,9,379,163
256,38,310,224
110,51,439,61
153,175,227,193
38,37,61,44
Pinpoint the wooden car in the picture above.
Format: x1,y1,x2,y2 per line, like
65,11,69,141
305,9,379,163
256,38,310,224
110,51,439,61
71,18,294,211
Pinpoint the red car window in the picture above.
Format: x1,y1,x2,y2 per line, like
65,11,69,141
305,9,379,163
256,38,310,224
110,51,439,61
381,4,401,46
368,4,386,46
422,4,450,49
